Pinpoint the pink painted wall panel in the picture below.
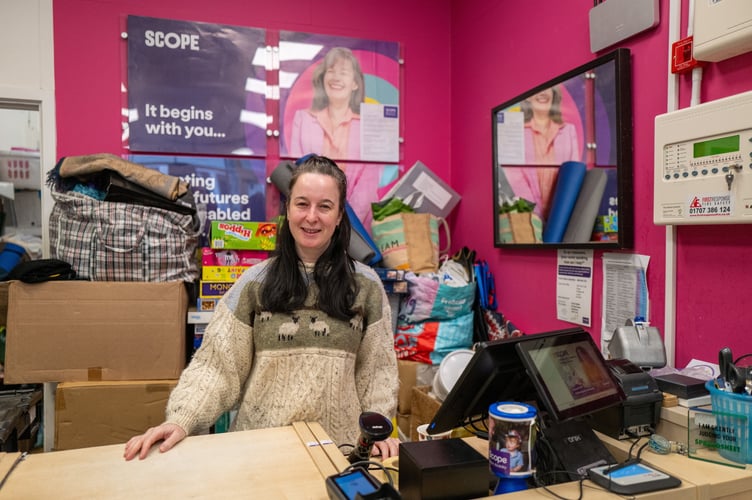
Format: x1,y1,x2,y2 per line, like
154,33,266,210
450,0,752,366
52,0,752,366
52,0,453,189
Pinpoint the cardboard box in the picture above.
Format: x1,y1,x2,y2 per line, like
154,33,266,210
54,380,178,450
210,221,277,251
409,385,442,442
397,360,438,415
201,265,250,282
398,360,421,414
380,161,461,219
5,281,188,383
0,281,9,325
397,412,411,440
201,247,267,266
196,297,218,312
199,280,233,299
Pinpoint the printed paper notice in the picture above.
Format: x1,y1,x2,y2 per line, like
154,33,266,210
601,253,650,354
360,102,399,162
556,249,593,327
496,111,524,164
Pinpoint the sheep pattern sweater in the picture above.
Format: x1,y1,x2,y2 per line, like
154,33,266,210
166,258,399,446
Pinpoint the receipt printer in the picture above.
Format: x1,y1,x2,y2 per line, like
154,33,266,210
590,359,663,439
609,319,667,369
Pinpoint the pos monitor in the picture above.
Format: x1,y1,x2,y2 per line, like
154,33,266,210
428,327,624,435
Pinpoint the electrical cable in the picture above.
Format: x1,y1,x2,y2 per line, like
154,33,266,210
535,470,585,500
648,434,688,455
346,460,395,487
0,452,27,490
734,353,752,365
626,435,642,460
634,441,651,461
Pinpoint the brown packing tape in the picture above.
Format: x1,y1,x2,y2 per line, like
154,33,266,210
87,367,103,381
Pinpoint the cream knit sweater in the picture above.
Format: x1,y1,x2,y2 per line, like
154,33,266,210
166,259,399,446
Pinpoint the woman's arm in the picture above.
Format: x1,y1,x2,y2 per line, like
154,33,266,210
354,283,399,418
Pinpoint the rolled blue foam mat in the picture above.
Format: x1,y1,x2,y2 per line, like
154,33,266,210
542,161,587,243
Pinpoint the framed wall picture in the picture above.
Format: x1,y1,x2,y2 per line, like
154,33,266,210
492,49,633,248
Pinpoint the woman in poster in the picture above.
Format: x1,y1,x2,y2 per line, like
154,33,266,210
502,85,581,219
289,47,365,160
522,85,580,166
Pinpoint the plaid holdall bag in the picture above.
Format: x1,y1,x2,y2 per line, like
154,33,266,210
49,189,200,282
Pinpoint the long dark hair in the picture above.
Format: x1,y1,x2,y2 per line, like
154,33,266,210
260,155,358,320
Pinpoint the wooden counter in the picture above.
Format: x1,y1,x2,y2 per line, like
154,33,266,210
3,420,750,499
0,422,348,499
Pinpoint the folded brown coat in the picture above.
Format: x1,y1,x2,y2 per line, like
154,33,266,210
58,153,188,201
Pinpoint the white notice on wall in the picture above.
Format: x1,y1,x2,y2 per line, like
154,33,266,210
496,111,525,164
556,249,594,327
601,252,650,355
360,102,399,162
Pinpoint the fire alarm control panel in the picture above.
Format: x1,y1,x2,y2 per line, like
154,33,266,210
654,90,752,225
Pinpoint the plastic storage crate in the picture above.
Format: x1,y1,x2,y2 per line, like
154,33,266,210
0,151,41,190
706,379,752,464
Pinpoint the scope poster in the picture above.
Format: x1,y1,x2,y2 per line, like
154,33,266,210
278,31,400,163
126,16,267,156
129,154,267,245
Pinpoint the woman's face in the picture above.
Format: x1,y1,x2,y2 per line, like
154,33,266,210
324,58,359,103
527,88,554,114
287,172,343,263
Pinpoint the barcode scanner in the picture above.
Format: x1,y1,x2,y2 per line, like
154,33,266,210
347,412,393,464
720,347,747,394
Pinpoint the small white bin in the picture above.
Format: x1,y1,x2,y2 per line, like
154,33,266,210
0,150,41,190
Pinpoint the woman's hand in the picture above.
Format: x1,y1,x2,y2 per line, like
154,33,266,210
371,437,400,459
123,423,187,461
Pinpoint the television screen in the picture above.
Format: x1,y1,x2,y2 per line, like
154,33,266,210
516,331,624,422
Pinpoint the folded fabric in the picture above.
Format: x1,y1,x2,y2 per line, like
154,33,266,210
6,258,77,283
57,154,188,201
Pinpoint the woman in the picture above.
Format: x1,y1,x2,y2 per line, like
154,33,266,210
521,86,579,166
124,155,399,460
504,85,581,219
289,47,365,160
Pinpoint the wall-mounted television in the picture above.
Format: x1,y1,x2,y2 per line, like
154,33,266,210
492,49,633,249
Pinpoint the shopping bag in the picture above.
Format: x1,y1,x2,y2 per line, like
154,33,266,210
49,190,200,282
393,312,474,365
498,212,543,244
371,213,449,273
398,272,475,324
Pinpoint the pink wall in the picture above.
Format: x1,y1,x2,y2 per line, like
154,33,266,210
450,0,752,366
52,0,453,189
53,0,752,366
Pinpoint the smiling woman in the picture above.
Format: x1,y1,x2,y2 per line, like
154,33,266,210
124,155,400,462
286,160,344,263
289,47,365,160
